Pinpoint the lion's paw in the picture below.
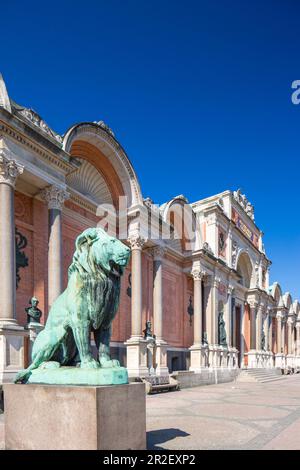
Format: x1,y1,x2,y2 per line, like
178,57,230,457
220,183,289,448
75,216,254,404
100,357,120,369
80,357,100,369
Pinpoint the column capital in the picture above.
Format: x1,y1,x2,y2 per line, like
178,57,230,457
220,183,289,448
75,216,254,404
227,284,235,295
276,311,284,320
41,185,70,210
128,233,146,250
213,276,221,288
150,245,166,261
249,300,259,310
0,153,24,188
191,267,206,281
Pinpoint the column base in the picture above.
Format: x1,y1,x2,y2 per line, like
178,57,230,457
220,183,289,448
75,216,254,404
286,354,296,369
124,336,149,377
228,347,239,368
155,340,169,376
275,353,285,369
189,344,208,372
0,324,29,384
247,349,259,368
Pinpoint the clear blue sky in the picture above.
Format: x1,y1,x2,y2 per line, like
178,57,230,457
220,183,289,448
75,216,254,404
1,0,299,298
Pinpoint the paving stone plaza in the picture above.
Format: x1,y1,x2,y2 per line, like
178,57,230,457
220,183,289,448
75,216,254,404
1,375,300,450
147,375,300,450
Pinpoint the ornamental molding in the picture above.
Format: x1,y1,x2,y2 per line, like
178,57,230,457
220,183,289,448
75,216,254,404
0,151,23,187
0,123,74,174
128,233,146,250
12,103,63,145
233,188,255,221
63,124,142,205
41,185,70,210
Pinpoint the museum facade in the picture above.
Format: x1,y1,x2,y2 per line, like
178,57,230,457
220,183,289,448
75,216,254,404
0,74,299,383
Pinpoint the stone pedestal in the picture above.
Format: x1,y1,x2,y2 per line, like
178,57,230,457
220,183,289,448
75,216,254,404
124,337,149,377
247,349,259,368
189,344,208,372
0,324,28,383
155,340,168,376
4,382,146,450
25,322,44,366
275,353,284,369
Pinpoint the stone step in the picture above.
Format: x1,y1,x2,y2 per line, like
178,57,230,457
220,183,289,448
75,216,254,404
237,368,286,383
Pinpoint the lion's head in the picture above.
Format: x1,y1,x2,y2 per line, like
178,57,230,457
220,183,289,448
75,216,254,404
70,228,131,277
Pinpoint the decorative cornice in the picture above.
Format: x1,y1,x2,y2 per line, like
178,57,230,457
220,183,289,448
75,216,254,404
0,151,23,187
12,102,63,145
41,185,70,210
128,233,146,250
0,122,75,174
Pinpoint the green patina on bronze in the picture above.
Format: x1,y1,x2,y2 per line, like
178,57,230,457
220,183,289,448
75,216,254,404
15,228,131,385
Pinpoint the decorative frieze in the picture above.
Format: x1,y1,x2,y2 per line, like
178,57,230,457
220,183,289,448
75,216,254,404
41,185,70,210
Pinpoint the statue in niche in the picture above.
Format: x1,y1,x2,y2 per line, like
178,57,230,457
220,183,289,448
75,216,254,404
26,297,42,324
15,228,131,384
218,312,227,346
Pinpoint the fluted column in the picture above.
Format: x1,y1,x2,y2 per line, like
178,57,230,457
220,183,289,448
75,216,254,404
250,303,257,350
276,313,282,354
256,303,264,350
0,152,29,383
0,154,23,324
151,245,168,375
287,318,294,355
41,186,69,309
128,234,145,337
296,322,300,355
189,266,206,372
191,268,205,346
226,286,234,348
152,246,165,341
212,276,220,345
125,234,149,377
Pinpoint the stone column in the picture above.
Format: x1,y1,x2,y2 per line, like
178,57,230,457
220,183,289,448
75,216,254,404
124,234,148,377
41,186,69,309
0,153,28,383
250,303,257,350
296,322,300,355
248,302,258,368
287,319,293,355
256,303,264,351
189,267,206,372
275,312,284,368
152,245,168,376
226,286,234,348
296,321,300,369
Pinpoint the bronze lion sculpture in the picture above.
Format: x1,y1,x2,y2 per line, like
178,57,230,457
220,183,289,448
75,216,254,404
15,227,131,383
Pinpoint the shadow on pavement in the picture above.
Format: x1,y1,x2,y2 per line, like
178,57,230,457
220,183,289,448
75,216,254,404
147,428,190,450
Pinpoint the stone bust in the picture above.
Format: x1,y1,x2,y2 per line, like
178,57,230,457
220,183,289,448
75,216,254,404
26,297,42,324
